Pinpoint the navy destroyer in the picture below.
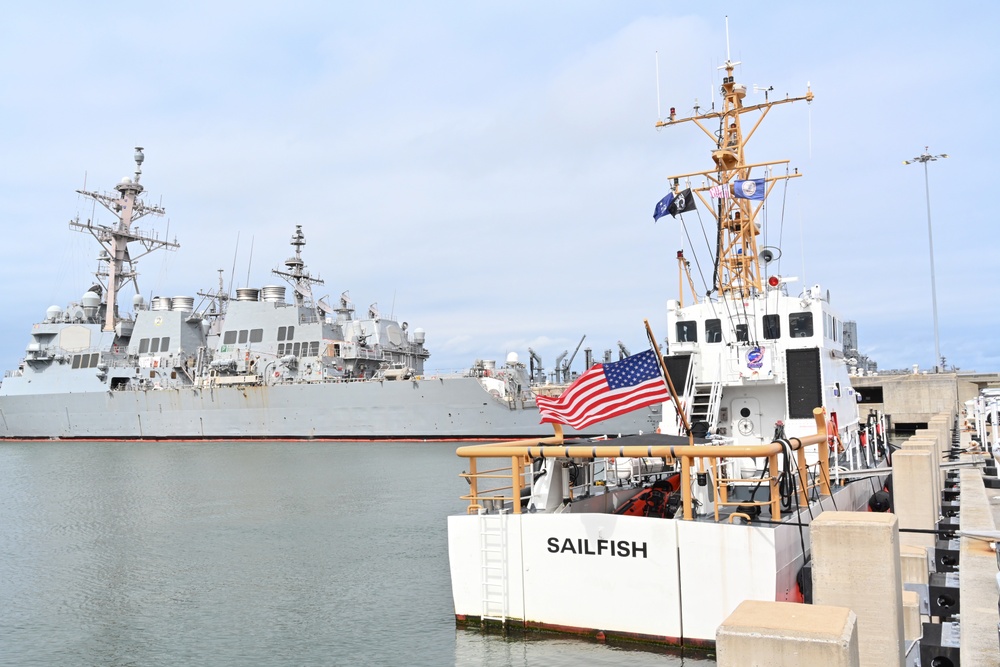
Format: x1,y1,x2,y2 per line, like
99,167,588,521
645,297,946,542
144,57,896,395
0,149,658,440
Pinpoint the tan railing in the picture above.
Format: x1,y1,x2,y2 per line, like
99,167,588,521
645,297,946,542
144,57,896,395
456,408,832,521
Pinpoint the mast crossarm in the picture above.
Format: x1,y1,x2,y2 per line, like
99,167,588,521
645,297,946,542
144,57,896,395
654,92,813,130
75,189,166,222
668,159,791,184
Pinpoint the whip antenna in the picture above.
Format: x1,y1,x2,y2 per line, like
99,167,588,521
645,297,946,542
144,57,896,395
725,15,731,62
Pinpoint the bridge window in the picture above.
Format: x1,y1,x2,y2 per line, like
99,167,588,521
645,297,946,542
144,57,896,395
250,328,263,343
150,338,160,354
735,323,749,342
277,327,287,341
763,314,781,340
138,338,150,354
705,319,722,343
160,337,170,351
309,341,319,356
238,330,249,344
223,330,238,345
789,312,814,338
676,320,697,343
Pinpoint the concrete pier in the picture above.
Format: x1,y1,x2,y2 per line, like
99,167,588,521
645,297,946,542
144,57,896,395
959,468,1000,665
899,544,929,588
901,590,920,642
716,599,859,667
892,450,938,548
903,434,942,499
811,512,905,667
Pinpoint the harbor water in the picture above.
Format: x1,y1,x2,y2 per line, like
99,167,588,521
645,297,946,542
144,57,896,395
0,441,714,666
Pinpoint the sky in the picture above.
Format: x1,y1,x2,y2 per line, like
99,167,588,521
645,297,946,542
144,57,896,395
0,1,995,378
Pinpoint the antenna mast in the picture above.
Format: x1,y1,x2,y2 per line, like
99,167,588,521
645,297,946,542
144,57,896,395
70,147,179,332
655,37,812,298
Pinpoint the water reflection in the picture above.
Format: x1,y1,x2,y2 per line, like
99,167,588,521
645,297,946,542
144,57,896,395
0,441,713,666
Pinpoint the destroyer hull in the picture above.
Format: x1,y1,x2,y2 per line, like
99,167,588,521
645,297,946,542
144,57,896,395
0,377,659,440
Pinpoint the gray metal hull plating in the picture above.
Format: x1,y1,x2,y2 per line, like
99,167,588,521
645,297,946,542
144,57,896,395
0,377,659,440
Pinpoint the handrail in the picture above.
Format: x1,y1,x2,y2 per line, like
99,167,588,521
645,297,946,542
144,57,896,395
456,408,831,520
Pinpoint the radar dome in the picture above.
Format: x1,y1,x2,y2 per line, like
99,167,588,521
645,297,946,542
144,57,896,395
120,176,133,184
412,328,426,344
81,292,101,309
506,352,519,365
46,305,63,322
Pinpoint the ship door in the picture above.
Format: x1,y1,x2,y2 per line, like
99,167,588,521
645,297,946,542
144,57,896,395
730,397,763,443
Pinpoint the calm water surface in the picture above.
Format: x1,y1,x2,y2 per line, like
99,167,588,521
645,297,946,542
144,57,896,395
0,441,714,666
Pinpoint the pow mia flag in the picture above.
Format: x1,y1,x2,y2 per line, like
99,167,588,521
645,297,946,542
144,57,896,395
667,188,696,217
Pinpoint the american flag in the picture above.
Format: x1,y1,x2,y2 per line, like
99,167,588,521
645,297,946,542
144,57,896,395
536,349,670,430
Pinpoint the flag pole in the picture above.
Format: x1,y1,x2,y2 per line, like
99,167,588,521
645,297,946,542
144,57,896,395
643,319,693,446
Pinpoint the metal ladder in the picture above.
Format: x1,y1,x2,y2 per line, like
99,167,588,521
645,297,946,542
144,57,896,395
478,508,509,627
691,378,723,432
676,356,723,435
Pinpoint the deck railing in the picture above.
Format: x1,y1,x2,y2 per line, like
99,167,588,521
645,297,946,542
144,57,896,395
456,408,833,521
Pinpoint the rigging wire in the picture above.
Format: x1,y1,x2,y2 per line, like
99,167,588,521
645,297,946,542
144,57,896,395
777,163,791,278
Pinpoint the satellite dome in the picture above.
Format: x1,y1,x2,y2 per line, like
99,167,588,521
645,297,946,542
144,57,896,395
506,352,519,365
46,305,63,322
81,292,101,309
120,176,133,184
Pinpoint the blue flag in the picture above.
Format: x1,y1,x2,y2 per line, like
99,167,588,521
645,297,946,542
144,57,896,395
734,178,765,200
653,193,674,222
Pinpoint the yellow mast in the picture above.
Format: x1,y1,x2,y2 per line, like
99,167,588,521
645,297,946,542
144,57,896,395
676,250,698,307
656,60,812,298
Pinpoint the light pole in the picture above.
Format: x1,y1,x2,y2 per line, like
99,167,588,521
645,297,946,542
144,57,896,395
903,147,948,372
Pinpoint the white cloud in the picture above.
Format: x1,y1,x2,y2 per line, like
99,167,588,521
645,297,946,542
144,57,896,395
0,2,996,378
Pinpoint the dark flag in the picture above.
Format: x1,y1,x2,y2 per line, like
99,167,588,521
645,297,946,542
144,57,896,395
653,193,675,222
668,188,696,217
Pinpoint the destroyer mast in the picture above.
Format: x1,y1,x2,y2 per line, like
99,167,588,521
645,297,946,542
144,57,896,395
656,58,812,298
69,147,178,332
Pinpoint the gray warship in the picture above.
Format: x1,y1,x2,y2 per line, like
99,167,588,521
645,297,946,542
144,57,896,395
0,149,658,440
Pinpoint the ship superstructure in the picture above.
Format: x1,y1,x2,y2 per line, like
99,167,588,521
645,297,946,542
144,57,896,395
655,56,866,474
